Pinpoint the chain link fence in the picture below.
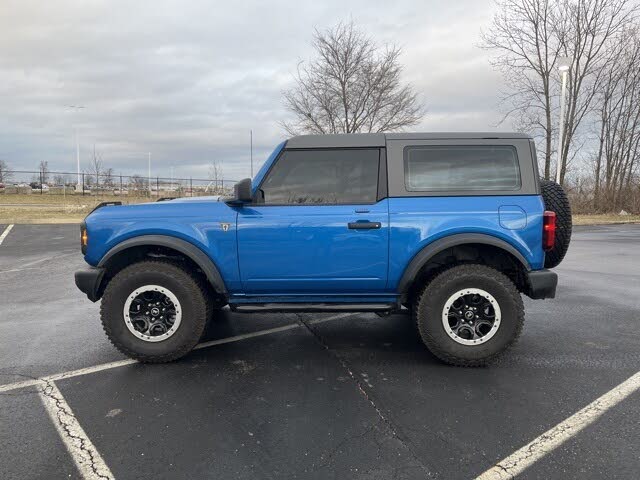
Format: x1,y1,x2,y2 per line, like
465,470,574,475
0,170,238,198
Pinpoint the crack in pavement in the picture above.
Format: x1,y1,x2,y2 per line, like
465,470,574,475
38,380,113,479
295,313,437,478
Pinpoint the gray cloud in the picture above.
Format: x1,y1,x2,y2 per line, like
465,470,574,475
0,0,508,181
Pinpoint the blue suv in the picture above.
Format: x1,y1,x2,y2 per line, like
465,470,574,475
75,133,571,366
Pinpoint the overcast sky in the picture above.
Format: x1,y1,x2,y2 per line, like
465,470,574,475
0,0,509,181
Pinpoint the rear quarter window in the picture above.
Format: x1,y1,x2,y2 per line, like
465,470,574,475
404,145,521,192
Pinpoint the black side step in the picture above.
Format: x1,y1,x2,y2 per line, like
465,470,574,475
231,303,398,313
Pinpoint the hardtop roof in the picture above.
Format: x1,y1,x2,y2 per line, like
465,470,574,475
286,132,532,149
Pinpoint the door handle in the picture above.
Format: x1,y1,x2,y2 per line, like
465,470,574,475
348,221,381,230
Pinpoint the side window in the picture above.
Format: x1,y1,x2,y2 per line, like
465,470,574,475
259,149,380,204
404,145,521,192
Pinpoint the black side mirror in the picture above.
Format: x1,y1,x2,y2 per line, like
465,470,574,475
225,178,252,206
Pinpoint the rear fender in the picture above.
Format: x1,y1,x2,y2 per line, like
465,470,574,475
397,233,531,294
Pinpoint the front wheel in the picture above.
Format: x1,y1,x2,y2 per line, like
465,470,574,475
414,264,524,366
100,260,207,363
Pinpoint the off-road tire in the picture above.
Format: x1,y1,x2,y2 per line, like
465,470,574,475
101,260,207,363
414,264,524,367
540,179,572,268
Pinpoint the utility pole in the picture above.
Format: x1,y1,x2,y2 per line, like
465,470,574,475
148,152,151,193
250,129,253,178
67,105,85,190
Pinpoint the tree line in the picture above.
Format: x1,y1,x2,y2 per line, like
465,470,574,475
284,8,640,213
482,0,640,212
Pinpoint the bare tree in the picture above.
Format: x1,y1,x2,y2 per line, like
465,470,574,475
482,0,637,184
282,21,424,135
0,160,13,183
102,168,115,188
90,145,103,187
482,0,563,179
593,26,640,210
38,160,50,184
208,159,223,192
555,0,637,184
131,174,146,192
53,174,66,186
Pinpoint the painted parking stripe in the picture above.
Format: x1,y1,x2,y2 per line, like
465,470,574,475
39,381,114,479
194,312,357,350
0,313,360,394
0,224,13,245
476,370,640,480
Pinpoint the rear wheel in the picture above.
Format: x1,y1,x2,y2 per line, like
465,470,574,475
101,260,207,362
414,264,524,366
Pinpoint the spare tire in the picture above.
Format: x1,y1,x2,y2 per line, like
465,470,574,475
540,179,572,268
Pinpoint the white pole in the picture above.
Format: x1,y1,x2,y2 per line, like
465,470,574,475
148,152,151,193
76,128,81,189
555,70,568,184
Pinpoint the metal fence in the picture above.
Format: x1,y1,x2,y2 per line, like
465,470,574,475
0,170,239,198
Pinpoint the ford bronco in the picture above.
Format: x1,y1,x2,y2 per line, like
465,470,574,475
75,133,571,366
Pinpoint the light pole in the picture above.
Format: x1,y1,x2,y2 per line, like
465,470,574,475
250,129,253,178
67,105,85,190
148,152,152,194
555,57,571,184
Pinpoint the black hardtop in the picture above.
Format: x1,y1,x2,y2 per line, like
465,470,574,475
286,132,532,149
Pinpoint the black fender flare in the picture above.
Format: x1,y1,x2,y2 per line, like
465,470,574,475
98,235,227,295
396,233,531,294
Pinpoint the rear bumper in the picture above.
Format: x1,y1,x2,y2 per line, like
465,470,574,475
74,267,105,302
526,269,557,299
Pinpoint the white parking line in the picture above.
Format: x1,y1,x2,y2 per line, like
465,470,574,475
39,381,114,479
476,370,640,480
193,312,357,350
0,224,14,245
0,312,360,394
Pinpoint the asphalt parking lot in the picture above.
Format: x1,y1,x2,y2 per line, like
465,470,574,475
1,223,639,479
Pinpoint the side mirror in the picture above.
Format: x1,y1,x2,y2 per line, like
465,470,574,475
225,178,252,206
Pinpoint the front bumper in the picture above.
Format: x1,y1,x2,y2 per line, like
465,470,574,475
74,267,106,302
526,269,558,299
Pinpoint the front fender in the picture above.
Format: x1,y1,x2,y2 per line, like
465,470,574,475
97,234,227,295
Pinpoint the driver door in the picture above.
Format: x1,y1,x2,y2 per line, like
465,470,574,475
236,147,389,294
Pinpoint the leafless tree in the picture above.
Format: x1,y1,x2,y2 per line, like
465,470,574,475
131,174,146,192
90,145,103,187
0,160,13,183
593,26,640,210
102,168,115,188
555,0,637,184
82,169,94,187
38,160,50,184
482,0,562,179
482,0,637,184
53,174,66,186
208,159,223,192
282,21,424,135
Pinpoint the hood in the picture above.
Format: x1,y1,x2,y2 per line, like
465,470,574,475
86,196,229,222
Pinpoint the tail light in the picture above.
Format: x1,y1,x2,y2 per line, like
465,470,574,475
543,211,556,251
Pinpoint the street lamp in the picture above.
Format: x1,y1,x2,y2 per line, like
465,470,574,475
555,57,571,184
67,105,85,190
